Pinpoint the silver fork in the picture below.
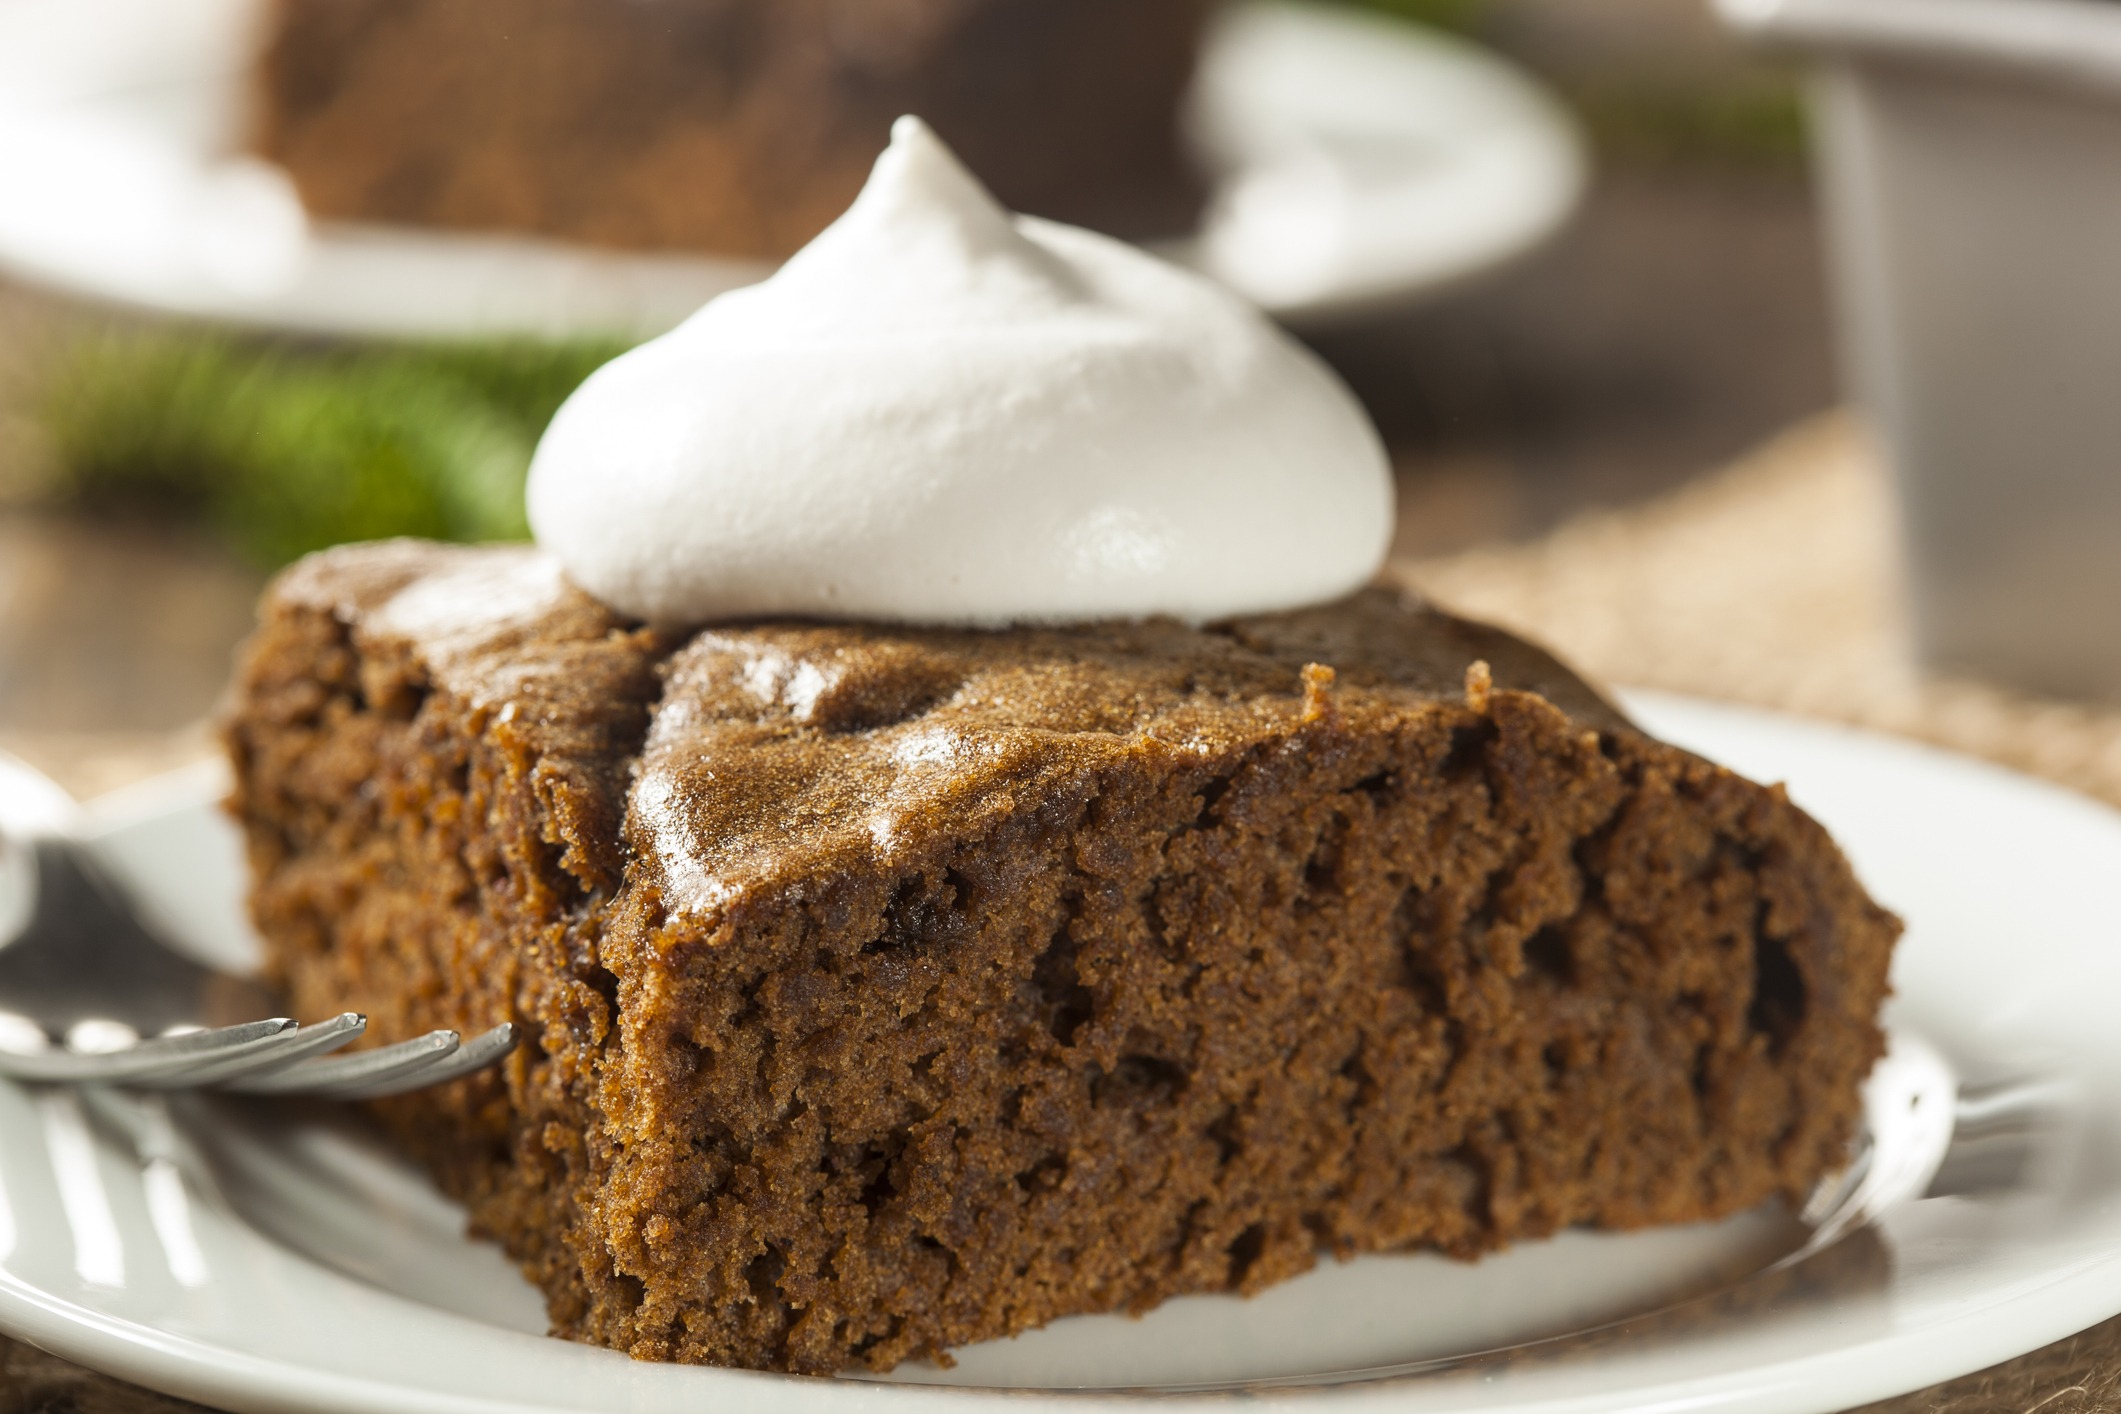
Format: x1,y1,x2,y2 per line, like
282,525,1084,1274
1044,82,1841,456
0,752,514,1099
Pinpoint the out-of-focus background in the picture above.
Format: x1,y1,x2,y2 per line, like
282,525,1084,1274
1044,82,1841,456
3,0,2120,814
0,0,1843,788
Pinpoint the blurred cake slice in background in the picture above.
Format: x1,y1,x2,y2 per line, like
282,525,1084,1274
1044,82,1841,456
250,0,1212,259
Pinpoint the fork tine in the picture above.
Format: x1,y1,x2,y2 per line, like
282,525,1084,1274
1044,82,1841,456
0,1018,297,1084
224,1027,460,1096
318,1023,518,1100
134,1013,368,1090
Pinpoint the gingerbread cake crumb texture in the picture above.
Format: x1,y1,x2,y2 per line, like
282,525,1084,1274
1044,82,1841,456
222,539,1898,1375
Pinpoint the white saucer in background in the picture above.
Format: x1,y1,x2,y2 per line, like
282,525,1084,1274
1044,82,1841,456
0,0,1584,337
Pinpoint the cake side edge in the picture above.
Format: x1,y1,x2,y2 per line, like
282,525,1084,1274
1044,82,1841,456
581,662,1898,1373
219,545,671,1338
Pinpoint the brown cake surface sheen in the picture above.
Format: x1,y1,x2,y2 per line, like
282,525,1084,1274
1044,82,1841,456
223,540,1898,1374
252,0,1210,258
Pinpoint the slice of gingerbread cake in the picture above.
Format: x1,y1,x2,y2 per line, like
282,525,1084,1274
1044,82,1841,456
222,538,1897,1375
250,0,1211,258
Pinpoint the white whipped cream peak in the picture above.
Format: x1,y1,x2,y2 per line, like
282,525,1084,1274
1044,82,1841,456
528,116,1393,627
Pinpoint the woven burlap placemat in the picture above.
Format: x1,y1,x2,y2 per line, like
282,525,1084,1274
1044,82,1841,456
1400,411,2121,811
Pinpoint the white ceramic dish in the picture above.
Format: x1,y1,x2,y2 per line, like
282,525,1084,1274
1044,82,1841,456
1,692,2118,1412
0,0,1584,336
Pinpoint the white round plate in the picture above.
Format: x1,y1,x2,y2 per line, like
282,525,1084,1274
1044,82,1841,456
1,691,2119,1413
0,0,1583,336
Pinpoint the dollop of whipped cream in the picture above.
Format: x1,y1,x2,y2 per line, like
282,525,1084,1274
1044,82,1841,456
528,117,1393,627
